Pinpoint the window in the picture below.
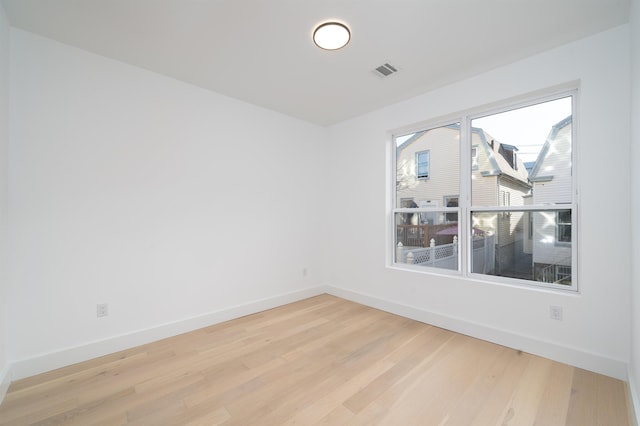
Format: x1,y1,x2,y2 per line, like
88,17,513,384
392,92,576,290
471,146,479,170
499,191,510,207
556,210,572,244
444,196,459,223
416,150,430,179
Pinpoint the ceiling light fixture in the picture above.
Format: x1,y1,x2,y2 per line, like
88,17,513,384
313,22,351,50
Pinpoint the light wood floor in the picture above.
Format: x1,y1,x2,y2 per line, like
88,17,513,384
0,294,631,425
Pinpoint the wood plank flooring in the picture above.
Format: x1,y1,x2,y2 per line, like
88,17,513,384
0,294,631,425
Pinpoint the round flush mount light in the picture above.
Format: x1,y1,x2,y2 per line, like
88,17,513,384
313,22,351,50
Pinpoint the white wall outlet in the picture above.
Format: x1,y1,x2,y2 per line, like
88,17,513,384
549,305,563,321
302,267,308,277
97,303,108,318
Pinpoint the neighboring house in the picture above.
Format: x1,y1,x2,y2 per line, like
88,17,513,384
396,124,531,272
397,124,530,213
527,116,573,283
396,125,460,218
471,127,531,274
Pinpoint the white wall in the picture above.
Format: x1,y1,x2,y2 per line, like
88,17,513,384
0,2,10,397
327,25,631,379
8,29,328,377
2,9,635,393
630,0,640,419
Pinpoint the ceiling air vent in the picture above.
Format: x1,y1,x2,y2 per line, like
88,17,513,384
373,62,399,78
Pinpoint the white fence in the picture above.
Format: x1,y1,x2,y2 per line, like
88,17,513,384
397,234,495,273
539,261,571,284
471,234,495,274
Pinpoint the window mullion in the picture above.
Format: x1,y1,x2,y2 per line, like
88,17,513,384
460,116,472,276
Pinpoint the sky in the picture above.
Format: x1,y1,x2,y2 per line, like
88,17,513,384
472,96,572,163
395,95,572,164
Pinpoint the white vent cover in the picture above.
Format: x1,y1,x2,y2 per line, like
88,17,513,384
373,62,399,78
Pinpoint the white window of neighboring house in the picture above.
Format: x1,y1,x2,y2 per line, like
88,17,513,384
471,146,479,170
418,200,439,225
415,150,430,179
391,90,576,291
499,190,511,206
556,210,572,244
444,196,459,223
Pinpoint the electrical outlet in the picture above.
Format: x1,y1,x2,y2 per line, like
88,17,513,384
302,267,308,277
549,305,563,321
97,303,108,318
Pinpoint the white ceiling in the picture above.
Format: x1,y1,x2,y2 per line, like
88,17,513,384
1,0,631,126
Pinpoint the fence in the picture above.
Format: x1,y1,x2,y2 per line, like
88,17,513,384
396,234,495,273
539,262,572,284
396,223,457,248
471,234,495,274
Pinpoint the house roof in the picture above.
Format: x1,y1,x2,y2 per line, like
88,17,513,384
471,127,530,186
528,115,572,180
395,130,427,151
396,124,530,187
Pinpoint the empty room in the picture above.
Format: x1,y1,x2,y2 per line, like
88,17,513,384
0,0,639,424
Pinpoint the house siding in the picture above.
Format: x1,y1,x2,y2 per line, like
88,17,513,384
531,122,572,204
531,119,572,268
532,214,572,266
396,126,460,207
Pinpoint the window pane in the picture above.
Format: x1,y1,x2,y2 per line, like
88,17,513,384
391,92,576,290
470,210,572,285
470,97,572,207
395,124,460,209
395,211,458,271
416,151,430,178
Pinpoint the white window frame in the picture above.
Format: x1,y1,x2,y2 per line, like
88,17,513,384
389,88,578,292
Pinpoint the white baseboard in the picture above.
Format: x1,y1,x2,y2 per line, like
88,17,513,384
7,284,629,385
11,285,328,381
326,285,628,381
629,368,640,426
0,363,11,406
